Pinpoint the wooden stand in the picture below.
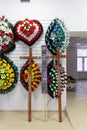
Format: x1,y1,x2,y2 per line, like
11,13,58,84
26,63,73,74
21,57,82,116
20,47,41,122
42,45,48,122
42,93,48,121
47,47,68,122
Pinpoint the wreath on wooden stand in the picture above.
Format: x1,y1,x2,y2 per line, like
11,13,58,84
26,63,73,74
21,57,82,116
20,60,41,91
45,18,69,55
47,60,67,98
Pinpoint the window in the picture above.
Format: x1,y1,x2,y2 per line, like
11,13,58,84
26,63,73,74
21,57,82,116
77,49,87,71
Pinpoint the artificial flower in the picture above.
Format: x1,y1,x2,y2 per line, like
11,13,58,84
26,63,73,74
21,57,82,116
0,51,18,94
20,60,41,91
0,16,17,53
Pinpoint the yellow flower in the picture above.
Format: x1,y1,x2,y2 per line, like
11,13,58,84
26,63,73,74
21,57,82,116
10,68,14,72
12,78,14,82
6,73,9,76
6,66,10,70
3,59,7,63
7,82,12,88
9,78,14,82
0,60,2,64
10,73,14,77
1,85,8,90
8,69,13,73
2,63,6,67
24,70,28,73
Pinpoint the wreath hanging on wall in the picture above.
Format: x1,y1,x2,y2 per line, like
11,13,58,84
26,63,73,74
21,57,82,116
45,18,69,55
15,18,43,46
0,51,18,94
20,60,41,91
47,60,67,98
0,16,17,53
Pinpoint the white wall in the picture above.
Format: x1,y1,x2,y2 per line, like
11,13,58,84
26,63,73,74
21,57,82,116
0,0,87,31
0,0,87,111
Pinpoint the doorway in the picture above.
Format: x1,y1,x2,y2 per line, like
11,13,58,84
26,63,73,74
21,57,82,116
67,31,87,99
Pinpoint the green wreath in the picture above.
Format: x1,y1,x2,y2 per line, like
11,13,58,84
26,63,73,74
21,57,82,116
45,18,69,55
0,51,18,94
47,60,67,98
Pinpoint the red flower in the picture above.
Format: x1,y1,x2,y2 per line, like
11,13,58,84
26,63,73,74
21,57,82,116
7,33,14,39
26,32,30,37
25,18,29,22
23,73,28,79
21,21,24,24
22,29,26,34
2,43,8,51
20,27,24,32
0,16,5,21
25,23,29,28
29,28,34,34
0,31,5,37
32,26,36,30
29,20,33,24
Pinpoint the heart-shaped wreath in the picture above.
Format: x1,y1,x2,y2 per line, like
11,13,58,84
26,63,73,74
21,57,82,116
15,18,43,46
0,51,18,94
20,60,41,91
0,16,17,53
45,18,69,55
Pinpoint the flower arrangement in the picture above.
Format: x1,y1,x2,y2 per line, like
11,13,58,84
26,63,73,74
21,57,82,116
0,51,18,94
15,18,43,46
47,60,67,98
20,60,41,91
0,16,16,53
45,18,69,55
20,18,36,37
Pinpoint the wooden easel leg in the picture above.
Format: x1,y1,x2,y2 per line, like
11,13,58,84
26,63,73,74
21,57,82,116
28,48,32,122
42,94,48,122
43,94,45,121
45,94,48,122
58,94,62,122
28,91,31,122
58,71,62,122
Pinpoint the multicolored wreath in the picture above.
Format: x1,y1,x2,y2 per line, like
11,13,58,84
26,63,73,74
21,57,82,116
15,18,43,46
47,60,67,98
20,60,41,91
0,51,18,94
0,16,16,53
45,18,69,55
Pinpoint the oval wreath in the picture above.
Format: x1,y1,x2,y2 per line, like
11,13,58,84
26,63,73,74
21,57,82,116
0,16,17,53
0,51,18,94
20,60,41,91
45,18,69,55
47,60,67,98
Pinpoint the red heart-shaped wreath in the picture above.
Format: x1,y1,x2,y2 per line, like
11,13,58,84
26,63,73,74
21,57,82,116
15,18,43,46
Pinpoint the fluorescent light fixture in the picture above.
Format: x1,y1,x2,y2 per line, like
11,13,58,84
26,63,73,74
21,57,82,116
20,0,30,2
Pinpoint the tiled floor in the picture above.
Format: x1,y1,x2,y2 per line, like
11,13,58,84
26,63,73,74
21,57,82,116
0,111,73,130
0,80,87,130
75,80,87,99
66,80,87,130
